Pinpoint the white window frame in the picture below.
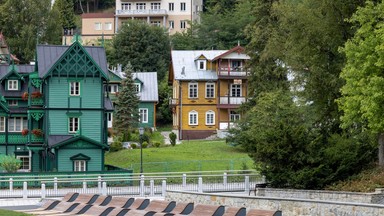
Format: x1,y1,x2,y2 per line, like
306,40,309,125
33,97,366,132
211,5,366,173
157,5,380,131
8,80,18,90
230,111,241,122
205,83,215,98
230,84,242,97
7,100,18,106
0,117,5,132
188,82,198,98
197,60,206,70
189,110,198,125
70,82,80,96
169,3,174,11
108,84,119,94
74,160,86,172
151,21,161,27
181,2,186,11
139,108,148,123
180,20,186,29
94,22,102,30
8,117,27,132
206,110,215,125
17,156,30,171
136,3,146,10
151,2,161,10
134,83,141,92
121,3,131,10
169,20,174,29
104,22,112,30
69,117,79,133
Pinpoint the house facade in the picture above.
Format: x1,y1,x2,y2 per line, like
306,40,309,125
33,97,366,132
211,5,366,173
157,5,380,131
106,68,158,129
169,46,250,140
0,35,111,172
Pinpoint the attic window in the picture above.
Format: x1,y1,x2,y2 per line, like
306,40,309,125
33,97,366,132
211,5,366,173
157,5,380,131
197,60,206,70
134,83,141,92
8,80,18,90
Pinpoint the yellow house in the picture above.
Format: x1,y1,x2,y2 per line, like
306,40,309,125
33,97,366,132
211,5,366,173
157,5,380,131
169,46,250,140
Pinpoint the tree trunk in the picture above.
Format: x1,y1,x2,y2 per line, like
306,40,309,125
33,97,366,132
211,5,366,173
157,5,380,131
379,133,384,166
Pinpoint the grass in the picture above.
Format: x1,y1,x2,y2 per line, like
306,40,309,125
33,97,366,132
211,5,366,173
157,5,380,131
105,139,254,173
0,209,31,216
150,131,165,145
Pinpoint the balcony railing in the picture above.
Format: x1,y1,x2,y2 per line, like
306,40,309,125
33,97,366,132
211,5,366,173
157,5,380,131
0,134,44,144
219,97,246,105
31,98,44,106
219,122,237,130
116,9,167,16
219,67,249,77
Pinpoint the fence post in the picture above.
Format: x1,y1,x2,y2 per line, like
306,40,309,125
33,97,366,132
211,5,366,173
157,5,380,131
23,181,28,199
198,177,203,193
182,174,187,188
162,180,166,197
98,176,102,194
9,178,13,192
223,172,227,186
83,181,87,190
150,179,154,197
244,176,250,193
54,177,58,191
102,182,107,196
140,175,145,196
41,183,46,199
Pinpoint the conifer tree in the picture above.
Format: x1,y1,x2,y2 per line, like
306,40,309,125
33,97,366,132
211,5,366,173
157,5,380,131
114,63,140,134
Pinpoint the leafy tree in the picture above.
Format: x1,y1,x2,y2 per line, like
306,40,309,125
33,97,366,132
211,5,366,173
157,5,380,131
338,1,384,165
0,0,62,62
0,155,21,173
110,20,171,80
114,63,140,134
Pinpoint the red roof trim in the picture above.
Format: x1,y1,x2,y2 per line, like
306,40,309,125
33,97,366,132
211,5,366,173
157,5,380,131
212,46,245,61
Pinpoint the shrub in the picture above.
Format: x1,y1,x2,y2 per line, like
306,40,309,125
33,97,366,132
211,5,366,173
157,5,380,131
131,143,137,149
130,133,140,142
153,141,161,148
0,155,21,172
142,141,148,148
110,140,123,152
169,132,177,146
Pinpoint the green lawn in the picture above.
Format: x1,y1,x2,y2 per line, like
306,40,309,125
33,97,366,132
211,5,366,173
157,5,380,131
105,140,254,173
0,209,31,216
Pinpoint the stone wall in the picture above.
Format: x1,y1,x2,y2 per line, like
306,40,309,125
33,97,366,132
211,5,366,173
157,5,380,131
166,190,384,216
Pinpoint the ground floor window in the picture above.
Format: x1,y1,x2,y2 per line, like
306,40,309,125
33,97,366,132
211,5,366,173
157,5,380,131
17,156,30,171
139,108,148,123
230,111,241,122
74,160,86,172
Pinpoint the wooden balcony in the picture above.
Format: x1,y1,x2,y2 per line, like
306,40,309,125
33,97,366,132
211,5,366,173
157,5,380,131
219,122,237,130
218,67,249,78
31,98,44,106
0,133,44,144
218,97,246,108
116,9,167,17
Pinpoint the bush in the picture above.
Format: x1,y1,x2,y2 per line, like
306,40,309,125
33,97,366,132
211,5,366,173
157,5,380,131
109,140,123,152
131,143,137,149
169,132,177,146
0,155,21,172
142,141,148,148
153,141,161,148
130,133,140,142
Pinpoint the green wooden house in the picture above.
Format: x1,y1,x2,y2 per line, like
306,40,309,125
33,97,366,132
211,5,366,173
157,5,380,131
107,68,158,129
0,37,112,172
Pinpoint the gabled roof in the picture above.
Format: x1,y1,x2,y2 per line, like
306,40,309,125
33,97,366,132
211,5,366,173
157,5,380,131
104,97,114,111
0,78,29,97
132,72,158,102
1,64,23,81
0,65,34,80
37,42,108,79
108,69,123,82
171,50,227,81
48,135,108,149
212,46,249,61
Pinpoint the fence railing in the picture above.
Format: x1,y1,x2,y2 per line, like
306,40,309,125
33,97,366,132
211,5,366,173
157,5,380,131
0,171,264,199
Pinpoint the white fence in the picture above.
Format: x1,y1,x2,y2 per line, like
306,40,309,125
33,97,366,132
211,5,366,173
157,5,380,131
0,171,263,199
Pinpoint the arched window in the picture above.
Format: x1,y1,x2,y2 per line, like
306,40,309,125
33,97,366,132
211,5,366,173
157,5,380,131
189,110,198,125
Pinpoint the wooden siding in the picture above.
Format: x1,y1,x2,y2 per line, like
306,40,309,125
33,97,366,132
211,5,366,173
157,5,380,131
57,148,102,172
219,80,247,97
180,81,217,105
180,105,217,131
31,152,40,172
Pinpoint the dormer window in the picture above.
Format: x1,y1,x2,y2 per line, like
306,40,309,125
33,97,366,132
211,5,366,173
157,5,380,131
197,60,206,70
134,83,141,92
8,80,18,90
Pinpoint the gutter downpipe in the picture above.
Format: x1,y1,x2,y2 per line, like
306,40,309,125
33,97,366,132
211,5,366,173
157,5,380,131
179,80,182,140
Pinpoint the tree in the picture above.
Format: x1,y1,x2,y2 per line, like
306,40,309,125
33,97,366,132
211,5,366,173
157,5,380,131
110,20,171,80
0,155,21,173
0,0,62,63
338,1,384,165
55,0,76,30
113,63,140,134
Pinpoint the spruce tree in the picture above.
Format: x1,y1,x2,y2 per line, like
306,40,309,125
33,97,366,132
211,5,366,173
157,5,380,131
114,63,140,134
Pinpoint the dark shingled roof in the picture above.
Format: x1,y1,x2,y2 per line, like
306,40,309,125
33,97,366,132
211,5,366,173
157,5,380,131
0,79,28,97
0,65,34,80
104,97,114,111
37,44,108,78
9,107,28,114
48,135,73,147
